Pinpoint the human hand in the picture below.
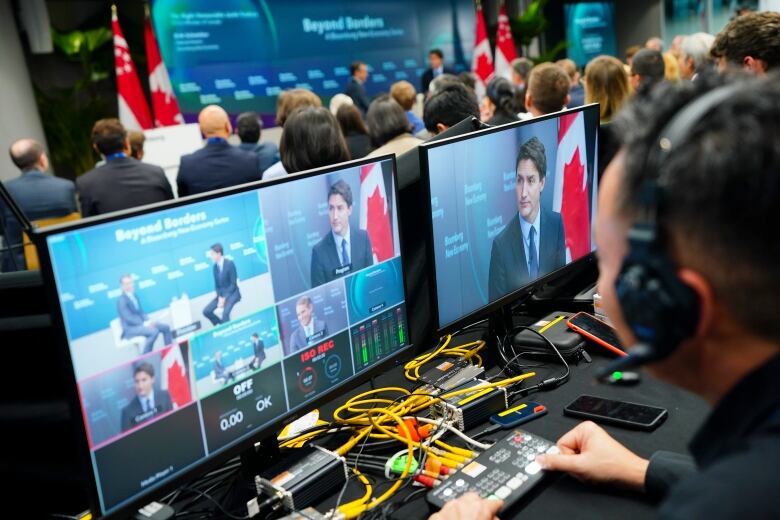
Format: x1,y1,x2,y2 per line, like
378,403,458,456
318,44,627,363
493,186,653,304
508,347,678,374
536,421,649,490
429,492,502,520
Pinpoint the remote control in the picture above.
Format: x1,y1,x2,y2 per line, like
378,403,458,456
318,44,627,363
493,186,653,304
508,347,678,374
426,429,558,512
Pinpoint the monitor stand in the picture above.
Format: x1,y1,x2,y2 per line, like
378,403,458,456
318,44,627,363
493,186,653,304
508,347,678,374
485,305,514,368
240,433,282,480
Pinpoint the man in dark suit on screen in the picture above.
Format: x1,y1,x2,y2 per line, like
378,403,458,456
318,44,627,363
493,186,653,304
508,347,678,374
488,137,565,302
310,180,374,288
117,274,173,353
344,61,371,115
249,332,266,370
120,362,173,432
287,296,328,355
203,243,241,326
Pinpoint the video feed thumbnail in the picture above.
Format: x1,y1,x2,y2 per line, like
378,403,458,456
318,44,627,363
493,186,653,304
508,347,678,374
260,160,400,302
344,256,405,324
277,281,348,357
350,304,408,373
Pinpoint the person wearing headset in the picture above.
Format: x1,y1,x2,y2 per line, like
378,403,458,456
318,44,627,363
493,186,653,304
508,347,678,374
431,74,780,519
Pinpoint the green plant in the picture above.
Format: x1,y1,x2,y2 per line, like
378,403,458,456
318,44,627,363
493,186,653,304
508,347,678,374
510,0,569,63
36,27,113,178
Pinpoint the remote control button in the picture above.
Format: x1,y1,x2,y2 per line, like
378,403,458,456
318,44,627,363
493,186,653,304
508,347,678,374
546,445,560,455
455,479,465,487
526,453,535,461
506,477,522,490
443,488,454,497
487,494,501,501
494,486,512,499
537,445,546,452
525,461,541,475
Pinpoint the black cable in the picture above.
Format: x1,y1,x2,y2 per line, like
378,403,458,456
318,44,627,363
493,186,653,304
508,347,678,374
177,486,250,520
507,326,570,400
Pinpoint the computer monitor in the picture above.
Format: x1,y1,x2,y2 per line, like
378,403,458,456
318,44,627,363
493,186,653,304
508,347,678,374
420,105,600,332
34,155,411,518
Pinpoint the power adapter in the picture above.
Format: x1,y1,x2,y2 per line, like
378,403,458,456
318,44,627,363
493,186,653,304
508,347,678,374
431,379,508,431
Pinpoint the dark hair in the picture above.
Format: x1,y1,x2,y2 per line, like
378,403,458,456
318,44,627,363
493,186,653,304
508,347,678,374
527,63,570,114
328,179,353,207
423,82,479,133
8,139,43,170
458,71,477,90
134,362,155,378
350,61,366,76
515,137,547,180
631,49,666,86
429,48,444,59
127,131,145,159
275,89,322,127
486,77,519,116
236,112,262,143
711,11,780,71
614,71,780,342
366,97,411,148
336,104,368,136
210,243,223,255
251,333,259,339
511,57,534,82
280,106,350,173
91,118,126,155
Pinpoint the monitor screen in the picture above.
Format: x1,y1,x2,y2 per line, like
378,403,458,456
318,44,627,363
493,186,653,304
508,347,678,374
39,156,409,516
423,106,600,330
564,2,617,67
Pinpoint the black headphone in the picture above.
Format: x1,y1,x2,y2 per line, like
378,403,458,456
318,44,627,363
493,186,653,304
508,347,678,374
600,83,743,376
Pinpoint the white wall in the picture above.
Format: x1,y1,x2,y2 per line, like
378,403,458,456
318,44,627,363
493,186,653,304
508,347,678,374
0,0,48,181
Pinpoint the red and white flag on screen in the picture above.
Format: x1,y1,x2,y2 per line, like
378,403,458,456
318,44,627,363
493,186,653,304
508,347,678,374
161,344,191,408
359,163,394,263
494,4,518,81
144,6,183,126
112,6,153,130
471,3,494,99
553,112,592,263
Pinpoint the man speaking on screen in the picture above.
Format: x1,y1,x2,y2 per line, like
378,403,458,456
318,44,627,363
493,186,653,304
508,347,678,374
488,137,565,301
310,180,373,288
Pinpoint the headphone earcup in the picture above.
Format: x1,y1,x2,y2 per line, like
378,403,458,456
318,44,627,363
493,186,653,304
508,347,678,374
616,247,699,361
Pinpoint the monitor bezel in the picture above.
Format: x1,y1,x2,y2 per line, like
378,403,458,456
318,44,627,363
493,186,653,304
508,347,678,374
33,153,413,518
419,104,600,335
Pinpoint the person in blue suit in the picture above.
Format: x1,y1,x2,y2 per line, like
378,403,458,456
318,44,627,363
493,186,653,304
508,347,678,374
117,275,173,354
1,139,77,271
120,362,173,432
310,180,374,288
344,61,371,115
235,112,279,174
488,137,566,302
203,243,241,326
177,105,262,196
286,296,328,355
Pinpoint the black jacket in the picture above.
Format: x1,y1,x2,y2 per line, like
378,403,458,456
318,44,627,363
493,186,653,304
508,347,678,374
421,66,456,94
344,78,370,115
177,140,261,197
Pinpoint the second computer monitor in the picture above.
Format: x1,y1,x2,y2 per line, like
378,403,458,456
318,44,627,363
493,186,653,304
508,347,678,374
422,105,600,331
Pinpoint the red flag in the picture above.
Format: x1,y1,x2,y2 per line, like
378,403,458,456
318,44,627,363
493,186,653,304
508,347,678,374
471,3,495,99
144,6,184,126
112,6,153,130
161,344,191,408
494,4,518,81
554,112,592,261
359,163,394,262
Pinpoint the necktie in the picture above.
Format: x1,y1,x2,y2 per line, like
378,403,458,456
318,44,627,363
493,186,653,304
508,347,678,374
529,226,539,279
341,239,350,266
142,397,150,413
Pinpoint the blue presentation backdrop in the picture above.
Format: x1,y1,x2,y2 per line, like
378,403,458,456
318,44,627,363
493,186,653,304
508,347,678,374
150,0,475,122
344,256,404,324
564,2,617,67
47,192,268,340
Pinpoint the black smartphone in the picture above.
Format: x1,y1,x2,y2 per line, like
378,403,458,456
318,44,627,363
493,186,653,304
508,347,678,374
567,312,627,357
563,395,668,431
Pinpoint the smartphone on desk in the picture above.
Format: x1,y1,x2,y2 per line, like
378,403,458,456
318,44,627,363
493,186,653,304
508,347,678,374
564,395,668,431
567,312,628,357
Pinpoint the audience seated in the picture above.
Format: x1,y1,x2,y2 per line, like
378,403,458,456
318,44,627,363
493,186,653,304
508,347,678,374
556,58,584,107
662,51,681,82
630,49,666,93
711,11,779,74
1,139,77,271
584,55,630,123
366,97,422,158
645,36,664,52
481,77,520,126
344,61,370,115
264,89,323,179
127,130,145,160
390,80,425,135
511,57,534,113
422,82,480,136
177,105,261,196
77,119,173,216
678,32,715,80
278,106,350,175
458,71,477,91
421,48,455,94
336,104,372,160
625,45,641,68
329,93,354,115
522,63,571,119
235,111,278,173
426,73,460,98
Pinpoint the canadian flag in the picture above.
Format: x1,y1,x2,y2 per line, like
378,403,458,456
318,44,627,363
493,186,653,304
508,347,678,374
160,344,191,408
112,6,153,130
471,3,495,99
359,162,394,263
494,4,518,81
552,112,594,263
144,6,184,126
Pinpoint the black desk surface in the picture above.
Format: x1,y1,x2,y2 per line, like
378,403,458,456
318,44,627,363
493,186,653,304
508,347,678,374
312,341,710,519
